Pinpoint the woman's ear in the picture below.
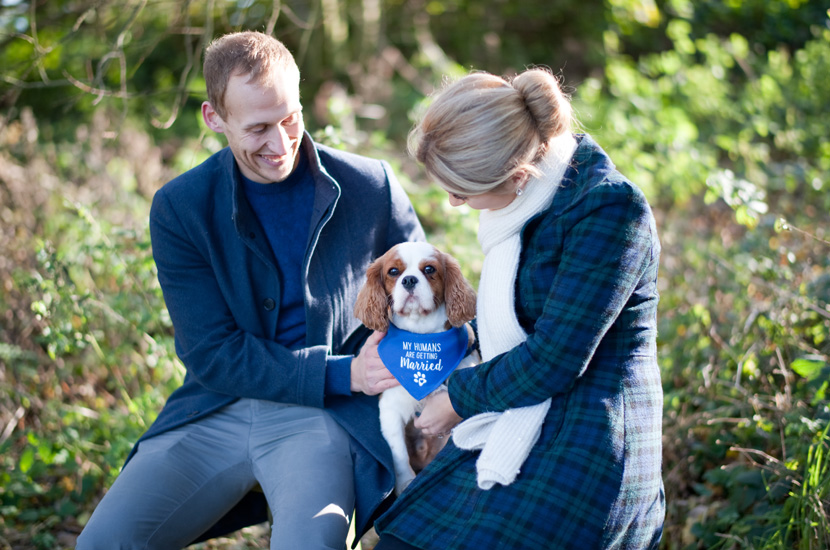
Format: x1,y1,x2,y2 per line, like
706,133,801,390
354,259,390,332
512,169,531,194
442,253,477,327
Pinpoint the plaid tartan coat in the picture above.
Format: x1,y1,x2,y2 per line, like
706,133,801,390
375,134,665,549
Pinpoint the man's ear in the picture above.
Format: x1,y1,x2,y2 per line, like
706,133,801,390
202,101,226,134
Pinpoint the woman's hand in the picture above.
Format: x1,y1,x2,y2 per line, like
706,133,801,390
351,330,399,395
415,390,462,436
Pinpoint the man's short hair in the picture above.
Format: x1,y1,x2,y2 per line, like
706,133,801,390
203,31,299,119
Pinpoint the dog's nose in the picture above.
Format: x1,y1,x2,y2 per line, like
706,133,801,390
401,275,418,291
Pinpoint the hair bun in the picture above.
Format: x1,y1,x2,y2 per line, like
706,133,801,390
512,69,572,142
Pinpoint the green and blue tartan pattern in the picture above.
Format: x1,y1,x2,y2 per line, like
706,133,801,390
375,135,665,549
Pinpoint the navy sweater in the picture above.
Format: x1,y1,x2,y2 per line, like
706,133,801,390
242,152,351,395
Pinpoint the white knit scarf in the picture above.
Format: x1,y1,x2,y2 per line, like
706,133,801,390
452,133,577,489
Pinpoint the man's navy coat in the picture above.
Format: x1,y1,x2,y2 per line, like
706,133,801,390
141,133,425,541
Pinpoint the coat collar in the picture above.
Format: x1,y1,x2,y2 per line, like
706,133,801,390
548,133,617,217
227,131,341,265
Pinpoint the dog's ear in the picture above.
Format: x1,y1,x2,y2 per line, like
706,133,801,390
442,252,477,327
354,257,390,332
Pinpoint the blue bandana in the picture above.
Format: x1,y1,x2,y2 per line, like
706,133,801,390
377,324,468,400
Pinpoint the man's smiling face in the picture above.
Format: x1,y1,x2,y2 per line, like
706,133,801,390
203,67,304,184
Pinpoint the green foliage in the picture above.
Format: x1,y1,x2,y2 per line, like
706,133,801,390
577,4,830,548
3,217,182,541
0,112,182,548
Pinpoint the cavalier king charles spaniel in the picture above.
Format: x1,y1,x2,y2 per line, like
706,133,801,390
354,242,478,494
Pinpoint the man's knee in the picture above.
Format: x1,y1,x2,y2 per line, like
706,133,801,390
270,507,351,550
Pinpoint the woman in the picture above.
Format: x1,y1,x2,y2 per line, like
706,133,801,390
374,68,665,549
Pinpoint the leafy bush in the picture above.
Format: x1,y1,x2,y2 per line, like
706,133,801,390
572,5,830,548
0,111,182,548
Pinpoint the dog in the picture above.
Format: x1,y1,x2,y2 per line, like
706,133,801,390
354,242,478,494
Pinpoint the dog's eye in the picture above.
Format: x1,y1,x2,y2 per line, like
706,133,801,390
387,268,400,277
423,265,436,275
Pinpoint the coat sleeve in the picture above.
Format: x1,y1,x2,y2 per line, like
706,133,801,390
150,188,332,408
448,182,657,416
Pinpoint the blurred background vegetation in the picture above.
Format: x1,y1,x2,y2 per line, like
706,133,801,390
1,0,828,548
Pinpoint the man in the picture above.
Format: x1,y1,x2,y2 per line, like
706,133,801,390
77,31,423,549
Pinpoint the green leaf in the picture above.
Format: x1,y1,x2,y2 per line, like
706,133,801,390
19,448,35,474
791,358,826,380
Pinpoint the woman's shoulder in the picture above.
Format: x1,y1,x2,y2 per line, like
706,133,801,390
551,134,651,217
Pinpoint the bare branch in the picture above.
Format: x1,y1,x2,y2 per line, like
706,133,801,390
265,0,282,36
150,0,212,129
1,74,71,88
0,406,25,446
281,2,318,30
62,69,133,100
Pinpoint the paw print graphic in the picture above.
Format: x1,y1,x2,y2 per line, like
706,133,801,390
414,372,427,386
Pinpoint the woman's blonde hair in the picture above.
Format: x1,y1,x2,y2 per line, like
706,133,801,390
409,68,572,195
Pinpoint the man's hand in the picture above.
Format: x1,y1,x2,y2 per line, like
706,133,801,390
350,330,400,395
